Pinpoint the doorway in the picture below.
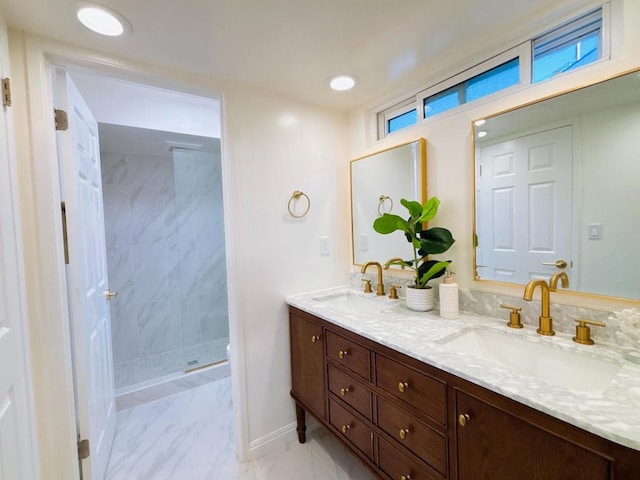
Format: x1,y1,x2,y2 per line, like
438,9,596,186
98,123,230,395
57,67,231,477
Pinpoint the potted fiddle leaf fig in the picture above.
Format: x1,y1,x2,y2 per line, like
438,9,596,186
373,197,455,311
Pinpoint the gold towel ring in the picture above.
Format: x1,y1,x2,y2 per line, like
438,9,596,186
377,195,393,216
288,190,310,218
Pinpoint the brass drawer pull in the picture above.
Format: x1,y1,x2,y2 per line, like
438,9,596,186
341,423,352,434
400,475,412,480
338,349,349,359
399,428,410,440
458,413,471,427
311,335,320,343
340,387,351,397
397,381,409,393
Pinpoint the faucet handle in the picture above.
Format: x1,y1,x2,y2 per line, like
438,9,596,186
389,284,401,300
362,279,373,294
500,304,523,329
573,318,606,345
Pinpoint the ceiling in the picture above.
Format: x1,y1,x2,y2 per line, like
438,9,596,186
0,0,585,110
99,123,219,156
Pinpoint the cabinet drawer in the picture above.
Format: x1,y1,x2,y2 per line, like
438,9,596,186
328,398,374,460
326,331,371,381
376,355,446,425
328,365,372,420
378,397,447,476
379,438,440,480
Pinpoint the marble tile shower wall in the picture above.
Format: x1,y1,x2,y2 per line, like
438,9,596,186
102,148,228,390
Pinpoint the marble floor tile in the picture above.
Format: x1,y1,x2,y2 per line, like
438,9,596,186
106,377,377,480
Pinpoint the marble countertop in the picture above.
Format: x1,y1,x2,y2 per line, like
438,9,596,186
286,286,640,451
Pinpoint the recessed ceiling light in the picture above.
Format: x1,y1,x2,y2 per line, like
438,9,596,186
477,131,488,138
329,75,357,91
474,119,486,127
76,3,130,36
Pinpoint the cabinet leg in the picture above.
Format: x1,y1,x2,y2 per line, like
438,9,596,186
295,403,306,443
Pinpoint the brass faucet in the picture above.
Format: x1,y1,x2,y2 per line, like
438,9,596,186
384,257,406,269
549,271,569,291
523,279,555,336
361,261,385,296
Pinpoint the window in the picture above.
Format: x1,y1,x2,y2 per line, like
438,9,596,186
423,58,520,118
376,5,608,139
378,99,418,137
388,108,417,133
532,8,603,83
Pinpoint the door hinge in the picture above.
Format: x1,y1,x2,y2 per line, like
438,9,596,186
54,108,68,131
61,202,70,264
78,438,90,460
2,78,11,107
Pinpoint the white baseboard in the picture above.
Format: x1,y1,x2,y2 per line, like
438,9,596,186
247,418,322,461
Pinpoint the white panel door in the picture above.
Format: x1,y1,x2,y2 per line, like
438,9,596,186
476,126,572,284
0,18,39,480
55,69,116,480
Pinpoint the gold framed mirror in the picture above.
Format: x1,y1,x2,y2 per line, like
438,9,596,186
472,69,640,302
351,138,426,266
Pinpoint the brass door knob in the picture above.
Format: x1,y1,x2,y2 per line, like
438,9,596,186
341,424,351,434
340,387,351,397
311,335,320,343
400,475,412,480
104,290,118,301
458,413,471,427
338,349,349,359
398,381,409,393
542,259,567,269
399,428,410,440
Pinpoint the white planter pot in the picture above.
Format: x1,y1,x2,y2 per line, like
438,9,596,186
405,285,434,312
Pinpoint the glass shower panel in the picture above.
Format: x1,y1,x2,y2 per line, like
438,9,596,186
173,148,229,371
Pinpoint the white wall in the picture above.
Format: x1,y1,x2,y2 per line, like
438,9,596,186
223,85,350,449
7,31,350,476
578,101,640,297
346,0,640,311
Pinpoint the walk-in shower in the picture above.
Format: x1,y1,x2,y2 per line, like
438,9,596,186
100,124,229,404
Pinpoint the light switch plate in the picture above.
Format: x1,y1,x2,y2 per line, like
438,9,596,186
320,236,330,255
360,234,369,251
587,223,602,240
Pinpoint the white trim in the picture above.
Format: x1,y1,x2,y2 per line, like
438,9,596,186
0,17,41,478
248,422,298,460
10,31,80,479
10,31,249,475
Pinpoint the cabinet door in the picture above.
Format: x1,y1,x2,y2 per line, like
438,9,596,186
290,312,326,419
455,390,612,480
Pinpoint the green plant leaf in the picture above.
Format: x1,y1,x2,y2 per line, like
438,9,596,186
373,214,409,234
400,198,422,218
417,260,451,286
418,227,455,255
417,197,440,223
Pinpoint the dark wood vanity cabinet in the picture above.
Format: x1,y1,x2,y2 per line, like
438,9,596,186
454,389,611,480
289,310,325,441
288,306,640,479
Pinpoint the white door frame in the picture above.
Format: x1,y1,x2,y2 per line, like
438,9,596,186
10,32,247,478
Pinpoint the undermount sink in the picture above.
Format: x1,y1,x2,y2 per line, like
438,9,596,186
312,292,392,314
440,328,622,396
